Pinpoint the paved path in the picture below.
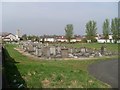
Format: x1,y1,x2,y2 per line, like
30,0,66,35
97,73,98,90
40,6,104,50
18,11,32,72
88,59,118,88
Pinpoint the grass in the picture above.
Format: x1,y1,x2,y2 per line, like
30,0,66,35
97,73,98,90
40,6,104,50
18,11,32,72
51,43,118,52
4,43,118,88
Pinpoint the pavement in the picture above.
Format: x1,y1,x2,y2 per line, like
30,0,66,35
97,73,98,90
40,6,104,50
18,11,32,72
88,59,118,88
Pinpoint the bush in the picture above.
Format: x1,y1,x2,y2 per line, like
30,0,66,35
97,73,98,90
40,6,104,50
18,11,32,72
91,38,97,43
81,38,87,43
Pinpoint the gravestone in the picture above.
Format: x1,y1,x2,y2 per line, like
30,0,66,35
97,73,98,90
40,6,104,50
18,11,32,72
100,45,105,55
80,47,86,53
68,53,74,58
98,52,102,57
27,45,34,53
61,48,68,58
35,48,42,57
23,44,28,52
42,46,50,58
33,46,36,52
20,44,24,49
56,46,61,54
50,46,56,56
84,53,90,57
72,48,77,53
37,42,42,48
68,48,73,54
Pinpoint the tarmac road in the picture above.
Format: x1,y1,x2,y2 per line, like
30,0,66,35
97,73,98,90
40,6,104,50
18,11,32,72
88,59,118,88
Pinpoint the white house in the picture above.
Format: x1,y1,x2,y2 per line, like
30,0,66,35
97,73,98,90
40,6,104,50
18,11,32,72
44,37,55,42
39,36,55,42
2,32,20,42
96,34,117,43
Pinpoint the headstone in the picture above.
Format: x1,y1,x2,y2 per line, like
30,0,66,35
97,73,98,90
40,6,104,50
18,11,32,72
72,48,77,53
101,46,105,55
33,46,36,51
20,44,24,49
56,46,61,54
68,48,73,54
42,46,50,58
98,52,102,57
61,48,68,58
27,45,34,53
80,47,86,53
68,53,74,58
84,53,90,57
77,53,83,57
37,42,42,48
50,46,56,56
35,48,42,57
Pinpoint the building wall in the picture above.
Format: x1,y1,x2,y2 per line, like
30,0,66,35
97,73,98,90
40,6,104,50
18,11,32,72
3,34,20,41
5,34,16,41
97,39,115,43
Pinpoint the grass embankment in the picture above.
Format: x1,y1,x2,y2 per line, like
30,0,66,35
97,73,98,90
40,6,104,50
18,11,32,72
4,44,118,88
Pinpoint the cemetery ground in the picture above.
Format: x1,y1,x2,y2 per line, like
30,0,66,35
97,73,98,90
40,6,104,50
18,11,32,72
50,43,118,52
3,43,118,88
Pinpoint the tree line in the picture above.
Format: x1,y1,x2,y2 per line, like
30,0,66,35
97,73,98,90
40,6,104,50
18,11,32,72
65,17,120,43
21,17,120,43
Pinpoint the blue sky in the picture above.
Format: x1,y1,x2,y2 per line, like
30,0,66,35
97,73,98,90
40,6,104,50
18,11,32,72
1,2,118,35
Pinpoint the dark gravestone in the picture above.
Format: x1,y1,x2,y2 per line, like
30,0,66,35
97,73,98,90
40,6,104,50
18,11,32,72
61,48,68,58
101,46,105,55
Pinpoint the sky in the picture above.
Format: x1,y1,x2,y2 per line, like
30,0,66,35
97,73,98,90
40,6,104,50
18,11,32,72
1,1,118,36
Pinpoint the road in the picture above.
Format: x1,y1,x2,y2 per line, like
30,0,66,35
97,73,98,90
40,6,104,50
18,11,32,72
88,59,118,88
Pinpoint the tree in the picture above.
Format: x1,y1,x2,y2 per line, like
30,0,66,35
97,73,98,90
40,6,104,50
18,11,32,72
102,19,110,42
41,35,45,43
111,18,120,43
21,34,27,41
65,24,73,43
27,35,32,40
85,20,97,42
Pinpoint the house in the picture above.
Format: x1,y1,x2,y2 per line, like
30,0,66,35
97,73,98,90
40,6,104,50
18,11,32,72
1,32,20,42
44,37,55,42
55,35,82,43
96,34,115,43
55,36,67,42
39,35,55,42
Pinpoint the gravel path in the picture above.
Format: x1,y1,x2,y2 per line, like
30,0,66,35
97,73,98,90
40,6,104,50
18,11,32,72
88,59,118,88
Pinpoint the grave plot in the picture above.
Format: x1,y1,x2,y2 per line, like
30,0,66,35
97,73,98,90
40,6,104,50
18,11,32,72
18,41,118,59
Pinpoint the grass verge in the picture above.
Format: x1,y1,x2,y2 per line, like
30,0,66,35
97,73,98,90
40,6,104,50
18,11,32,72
4,44,117,88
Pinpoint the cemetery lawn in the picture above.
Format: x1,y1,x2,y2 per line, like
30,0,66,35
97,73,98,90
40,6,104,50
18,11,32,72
4,44,118,88
52,43,118,52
